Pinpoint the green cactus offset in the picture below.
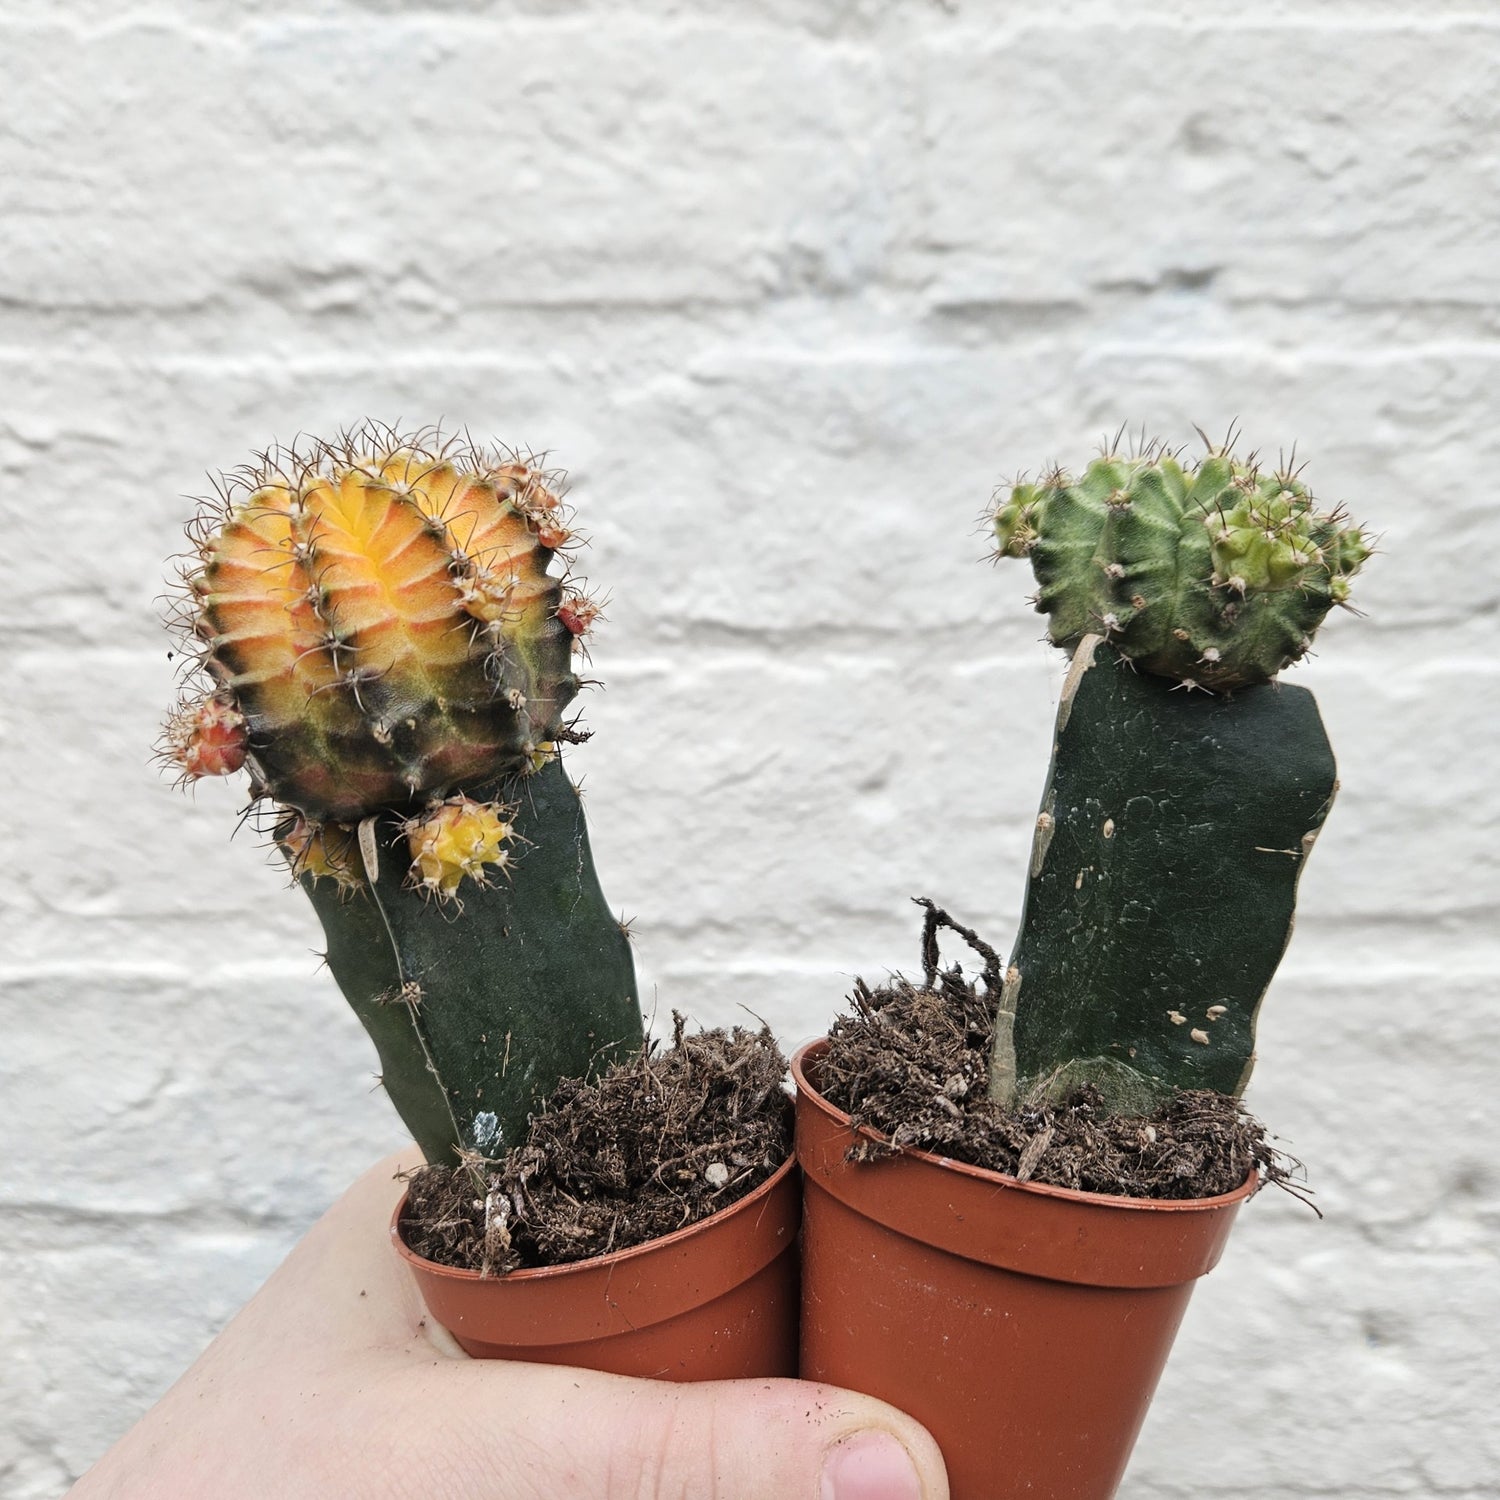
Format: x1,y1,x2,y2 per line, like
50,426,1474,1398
987,435,1370,1113
161,425,643,1165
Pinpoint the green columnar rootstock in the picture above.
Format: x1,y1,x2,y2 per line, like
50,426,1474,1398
304,757,643,1164
990,637,1337,1110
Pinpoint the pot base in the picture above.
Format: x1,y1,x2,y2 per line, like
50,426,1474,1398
794,1041,1255,1500
394,1153,801,1381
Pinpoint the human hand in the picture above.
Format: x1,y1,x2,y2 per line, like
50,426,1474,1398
68,1151,948,1500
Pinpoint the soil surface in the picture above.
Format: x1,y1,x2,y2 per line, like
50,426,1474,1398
401,1019,793,1274
817,903,1304,1204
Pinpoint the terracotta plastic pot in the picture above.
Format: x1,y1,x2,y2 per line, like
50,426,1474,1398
392,1153,800,1380
793,1040,1256,1500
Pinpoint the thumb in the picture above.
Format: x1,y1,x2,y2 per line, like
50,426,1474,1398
425,1361,949,1500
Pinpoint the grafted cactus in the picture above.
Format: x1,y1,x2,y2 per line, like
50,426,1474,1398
162,426,642,1164
987,437,1369,1112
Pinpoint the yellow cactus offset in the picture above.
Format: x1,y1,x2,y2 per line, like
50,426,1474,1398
276,813,362,890
405,796,515,899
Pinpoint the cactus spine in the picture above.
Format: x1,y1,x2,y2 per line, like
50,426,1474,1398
989,437,1369,1111
162,427,642,1164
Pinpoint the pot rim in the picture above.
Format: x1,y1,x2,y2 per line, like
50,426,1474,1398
391,1148,799,1285
792,1036,1259,1212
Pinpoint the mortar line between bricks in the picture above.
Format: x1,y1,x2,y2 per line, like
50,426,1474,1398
1133,1484,1500,1499
7,308,1500,356
0,1202,311,1233
3,338,1500,373
648,953,1500,979
0,625,1071,657
11,941,1496,984
0,960,330,986
2,622,1494,656
932,9,1500,38
0,12,882,45
4,9,1500,42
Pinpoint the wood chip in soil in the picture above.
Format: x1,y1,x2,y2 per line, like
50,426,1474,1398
401,1018,793,1274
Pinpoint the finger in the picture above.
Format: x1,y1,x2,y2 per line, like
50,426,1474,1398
378,1362,949,1500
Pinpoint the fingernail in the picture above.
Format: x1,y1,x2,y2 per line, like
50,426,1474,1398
821,1430,923,1500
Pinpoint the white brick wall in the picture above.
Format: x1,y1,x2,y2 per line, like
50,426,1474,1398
2,4,1497,1495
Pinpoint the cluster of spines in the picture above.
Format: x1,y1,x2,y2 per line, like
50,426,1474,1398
991,433,1370,690
161,424,602,899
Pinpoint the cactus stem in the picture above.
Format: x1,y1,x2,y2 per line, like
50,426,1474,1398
357,863,466,1152
1001,630,1338,1107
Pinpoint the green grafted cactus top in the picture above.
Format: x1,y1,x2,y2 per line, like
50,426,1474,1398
992,442,1370,690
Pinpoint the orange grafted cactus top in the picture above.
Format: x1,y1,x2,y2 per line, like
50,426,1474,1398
166,427,585,824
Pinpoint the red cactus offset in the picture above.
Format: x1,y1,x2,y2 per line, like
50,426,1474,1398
162,694,248,779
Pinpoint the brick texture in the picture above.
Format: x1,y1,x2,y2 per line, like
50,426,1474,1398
2,5,1497,1496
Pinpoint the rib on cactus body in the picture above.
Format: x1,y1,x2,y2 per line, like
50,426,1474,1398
162,427,642,1166
986,435,1368,1114
992,443,1369,691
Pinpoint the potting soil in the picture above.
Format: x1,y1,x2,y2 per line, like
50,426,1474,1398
817,906,1303,1204
401,1019,793,1274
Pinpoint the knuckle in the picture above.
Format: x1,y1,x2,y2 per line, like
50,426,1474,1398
617,1389,731,1500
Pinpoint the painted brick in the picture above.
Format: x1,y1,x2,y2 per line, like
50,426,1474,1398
0,1222,299,1498
906,20,1500,309
0,18,905,316
2,4,1496,1495
0,965,406,1221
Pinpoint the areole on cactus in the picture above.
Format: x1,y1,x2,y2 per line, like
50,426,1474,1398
161,425,642,1165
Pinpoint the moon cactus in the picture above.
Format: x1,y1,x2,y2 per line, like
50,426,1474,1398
161,426,642,1163
987,435,1370,1110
